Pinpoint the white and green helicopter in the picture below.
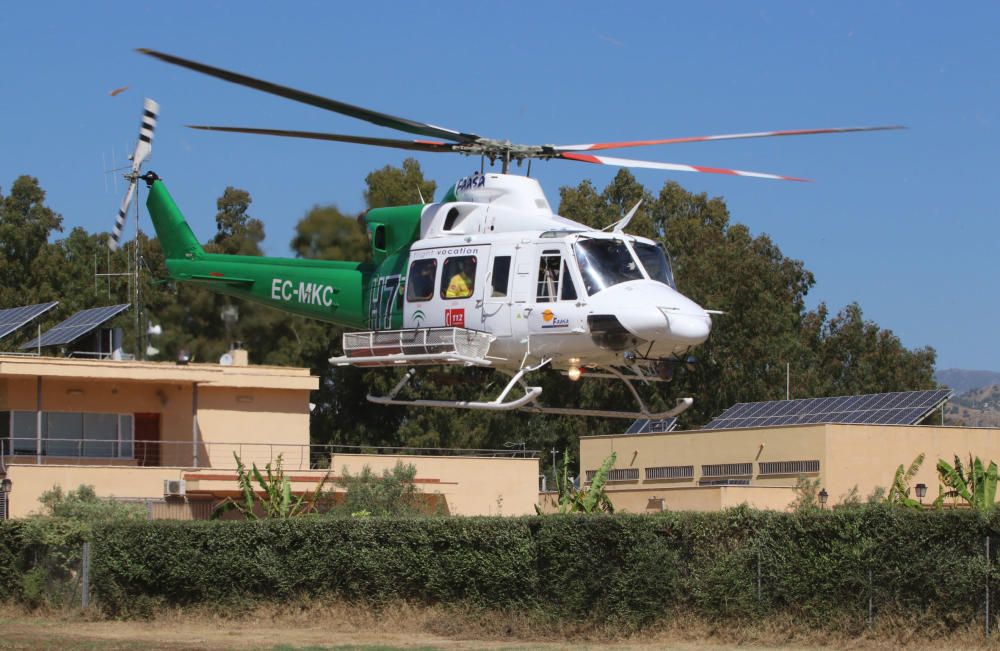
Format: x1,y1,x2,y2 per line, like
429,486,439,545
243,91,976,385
129,49,901,420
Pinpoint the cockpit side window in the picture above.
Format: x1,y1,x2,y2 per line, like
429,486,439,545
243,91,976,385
633,241,676,289
560,260,578,301
574,238,643,295
537,251,579,302
536,252,561,303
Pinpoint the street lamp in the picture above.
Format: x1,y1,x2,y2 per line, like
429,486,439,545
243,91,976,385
818,488,829,509
915,483,927,504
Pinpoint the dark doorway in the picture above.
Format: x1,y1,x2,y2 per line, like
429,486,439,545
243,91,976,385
134,413,161,467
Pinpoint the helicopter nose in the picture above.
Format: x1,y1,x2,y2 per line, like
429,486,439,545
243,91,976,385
611,288,712,346
658,307,712,345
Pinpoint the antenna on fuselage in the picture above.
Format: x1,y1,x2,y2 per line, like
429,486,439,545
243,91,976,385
605,200,643,233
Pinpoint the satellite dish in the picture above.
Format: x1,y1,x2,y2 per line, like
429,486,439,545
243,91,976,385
219,353,234,366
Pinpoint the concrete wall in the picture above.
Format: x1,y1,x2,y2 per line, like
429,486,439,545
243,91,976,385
823,424,1000,505
332,453,540,516
197,386,310,469
4,464,184,518
581,423,1000,511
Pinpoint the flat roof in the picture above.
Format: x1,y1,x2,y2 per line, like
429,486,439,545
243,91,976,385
581,421,998,440
0,355,318,391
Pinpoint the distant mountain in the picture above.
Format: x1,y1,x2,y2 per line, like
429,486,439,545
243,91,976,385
935,368,1000,394
945,384,1000,428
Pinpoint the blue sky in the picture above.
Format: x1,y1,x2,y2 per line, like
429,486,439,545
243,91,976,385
1,2,996,371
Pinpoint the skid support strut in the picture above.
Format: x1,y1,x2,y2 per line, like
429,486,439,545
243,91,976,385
366,359,693,420
367,358,550,411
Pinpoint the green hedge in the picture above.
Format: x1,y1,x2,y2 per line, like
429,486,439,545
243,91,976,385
0,520,25,599
4,506,1000,628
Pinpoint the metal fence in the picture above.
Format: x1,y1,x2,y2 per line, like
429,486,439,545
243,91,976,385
1,437,539,471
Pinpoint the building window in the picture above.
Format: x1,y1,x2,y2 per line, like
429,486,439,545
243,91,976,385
758,460,820,476
11,411,37,455
585,467,639,482
645,465,694,480
3,410,134,459
701,462,753,478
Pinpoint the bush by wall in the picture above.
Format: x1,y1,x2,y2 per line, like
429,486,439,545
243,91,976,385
4,505,1000,629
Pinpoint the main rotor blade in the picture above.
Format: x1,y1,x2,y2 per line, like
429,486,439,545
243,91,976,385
558,152,810,182
138,49,481,144
187,125,461,152
554,125,905,152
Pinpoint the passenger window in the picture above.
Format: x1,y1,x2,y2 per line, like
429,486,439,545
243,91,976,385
373,225,386,251
491,256,511,297
536,254,561,303
560,260,578,301
441,256,477,299
406,259,437,302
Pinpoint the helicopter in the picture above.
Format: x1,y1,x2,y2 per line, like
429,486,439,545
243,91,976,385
116,49,902,420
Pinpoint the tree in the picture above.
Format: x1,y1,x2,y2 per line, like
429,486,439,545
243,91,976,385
291,204,370,262
798,303,936,397
364,158,436,209
332,462,430,517
210,187,264,255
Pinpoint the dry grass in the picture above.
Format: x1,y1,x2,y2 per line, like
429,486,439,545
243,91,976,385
4,600,1000,650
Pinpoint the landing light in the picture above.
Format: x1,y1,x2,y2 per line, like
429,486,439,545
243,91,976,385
568,358,582,382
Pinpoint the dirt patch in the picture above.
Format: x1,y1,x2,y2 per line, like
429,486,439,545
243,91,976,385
0,603,997,651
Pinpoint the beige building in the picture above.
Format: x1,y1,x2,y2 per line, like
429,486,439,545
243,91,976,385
580,423,1000,513
0,354,539,519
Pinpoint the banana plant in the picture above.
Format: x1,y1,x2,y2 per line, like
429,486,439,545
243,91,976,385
935,455,998,512
554,451,616,514
886,452,925,509
213,452,331,519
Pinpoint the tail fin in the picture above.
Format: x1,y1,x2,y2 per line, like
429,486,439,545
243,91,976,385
143,173,205,260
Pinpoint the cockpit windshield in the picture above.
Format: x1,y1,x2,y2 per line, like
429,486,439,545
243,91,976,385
574,238,643,295
632,241,676,289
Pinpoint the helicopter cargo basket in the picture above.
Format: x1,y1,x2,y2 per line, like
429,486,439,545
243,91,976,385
330,327,495,368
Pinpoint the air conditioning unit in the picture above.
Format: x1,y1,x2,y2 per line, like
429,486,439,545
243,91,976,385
163,479,186,497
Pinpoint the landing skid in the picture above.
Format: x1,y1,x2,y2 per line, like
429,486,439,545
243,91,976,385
366,358,693,420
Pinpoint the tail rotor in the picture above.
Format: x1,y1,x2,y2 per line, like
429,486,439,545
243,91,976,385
108,98,159,251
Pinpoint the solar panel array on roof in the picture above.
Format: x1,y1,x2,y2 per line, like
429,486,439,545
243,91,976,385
703,389,953,430
0,302,59,341
625,417,679,434
20,304,130,349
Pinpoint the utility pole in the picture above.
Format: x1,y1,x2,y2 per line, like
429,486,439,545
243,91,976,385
550,447,558,491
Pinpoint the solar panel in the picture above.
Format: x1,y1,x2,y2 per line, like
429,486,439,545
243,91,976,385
624,417,679,434
0,302,59,341
20,304,130,349
703,389,953,430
